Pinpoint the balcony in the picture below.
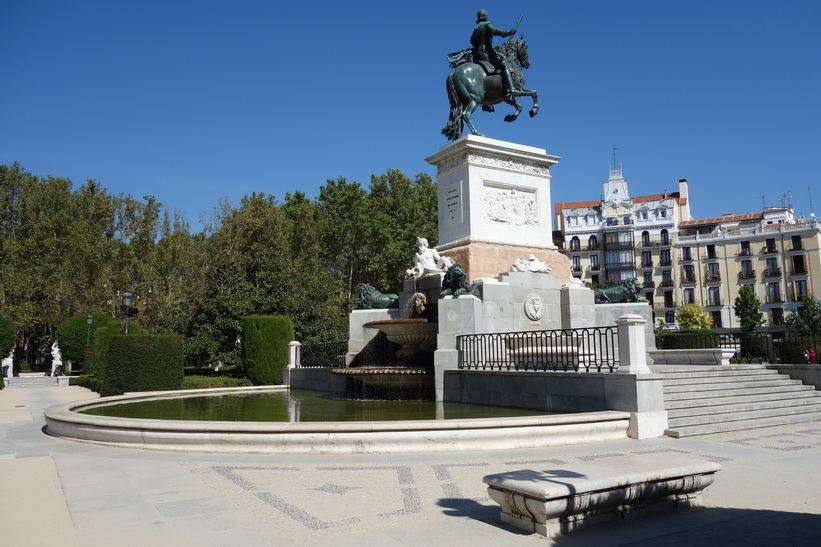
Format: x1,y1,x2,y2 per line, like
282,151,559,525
762,247,778,254
640,261,653,269
590,264,600,271
679,254,693,261
586,244,600,251
572,266,583,273
767,295,784,304
680,276,696,283
660,279,675,288
643,280,656,288
763,268,782,277
738,248,752,256
706,299,723,307
791,268,808,276
662,301,677,309
705,274,721,282
659,259,672,267
738,270,756,280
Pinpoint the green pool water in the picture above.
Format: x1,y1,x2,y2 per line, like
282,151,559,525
80,389,554,422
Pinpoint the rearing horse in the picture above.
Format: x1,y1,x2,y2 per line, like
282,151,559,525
442,37,539,141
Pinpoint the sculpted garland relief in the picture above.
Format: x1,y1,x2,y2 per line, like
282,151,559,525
436,152,549,175
484,186,538,226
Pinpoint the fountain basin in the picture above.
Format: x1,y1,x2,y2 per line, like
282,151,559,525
44,386,630,454
363,318,438,351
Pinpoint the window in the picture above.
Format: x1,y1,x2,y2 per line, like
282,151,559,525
770,308,784,326
766,257,780,274
662,270,672,281
641,250,652,267
792,254,806,274
660,249,671,265
623,215,631,225
606,217,615,226
792,235,803,250
665,311,676,324
683,288,695,305
741,259,754,277
740,241,751,255
572,255,581,271
682,264,694,281
591,274,599,286
570,236,580,251
794,280,808,300
643,271,653,283
681,246,692,260
707,286,719,306
641,231,650,246
660,229,669,245
712,311,723,328
640,209,648,220
590,254,599,269
767,282,782,303
706,244,716,259
658,208,667,219
766,238,776,253
588,235,598,249
707,262,720,279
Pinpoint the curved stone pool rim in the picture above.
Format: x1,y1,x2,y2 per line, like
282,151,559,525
44,386,631,454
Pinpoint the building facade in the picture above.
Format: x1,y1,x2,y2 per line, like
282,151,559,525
554,169,690,324
555,168,821,330
676,207,821,330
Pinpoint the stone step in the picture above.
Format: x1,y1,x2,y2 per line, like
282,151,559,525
665,412,821,438
664,377,802,394
4,376,60,387
665,389,821,410
664,384,815,401
655,368,777,381
668,400,821,426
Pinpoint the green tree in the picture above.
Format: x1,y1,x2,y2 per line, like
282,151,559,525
786,295,821,330
676,304,713,331
734,285,764,333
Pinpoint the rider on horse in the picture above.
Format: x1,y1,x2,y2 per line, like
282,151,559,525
470,10,519,100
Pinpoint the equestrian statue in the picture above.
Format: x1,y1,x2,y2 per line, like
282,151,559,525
442,10,539,141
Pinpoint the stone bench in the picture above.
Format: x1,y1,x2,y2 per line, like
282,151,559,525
483,455,721,538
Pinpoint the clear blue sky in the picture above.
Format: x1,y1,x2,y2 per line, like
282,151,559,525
3,1,819,230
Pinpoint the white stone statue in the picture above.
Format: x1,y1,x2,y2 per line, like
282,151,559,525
1,349,12,379
511,254,552,273
51,342,63,377
406,237,454,277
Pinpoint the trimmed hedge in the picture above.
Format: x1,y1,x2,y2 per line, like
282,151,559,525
242,315,294,385
101,334,184,397
55,314,115,369
89,320,141,380
656,330,720,350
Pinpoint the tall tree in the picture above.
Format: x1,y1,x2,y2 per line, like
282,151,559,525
786,295,821,330
734,285,764,333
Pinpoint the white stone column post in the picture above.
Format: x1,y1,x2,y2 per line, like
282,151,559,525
616,314,652,374
288,341,301,369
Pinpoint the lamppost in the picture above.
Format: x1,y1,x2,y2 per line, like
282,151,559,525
120,292,139,334
86,314,93,345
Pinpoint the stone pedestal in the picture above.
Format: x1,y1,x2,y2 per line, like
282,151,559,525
426,135,567,282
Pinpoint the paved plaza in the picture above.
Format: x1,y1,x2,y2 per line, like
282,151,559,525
2,385,821,546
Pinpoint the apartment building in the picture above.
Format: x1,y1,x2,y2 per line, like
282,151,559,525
554,168,691,323
676,207,821,330
554,168,821,330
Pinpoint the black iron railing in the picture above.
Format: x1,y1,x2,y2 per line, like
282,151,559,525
299,339,347,368
655,330,821,364
457,327,619,373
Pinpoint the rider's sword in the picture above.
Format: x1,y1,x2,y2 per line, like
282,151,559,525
512,14,523,34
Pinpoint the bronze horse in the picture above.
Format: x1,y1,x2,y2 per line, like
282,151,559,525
442,37,539,141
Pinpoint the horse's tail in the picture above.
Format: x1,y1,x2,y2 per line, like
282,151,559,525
441,70,464,141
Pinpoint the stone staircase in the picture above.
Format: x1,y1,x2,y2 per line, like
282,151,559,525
3,373,60,388
657,365,821,438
